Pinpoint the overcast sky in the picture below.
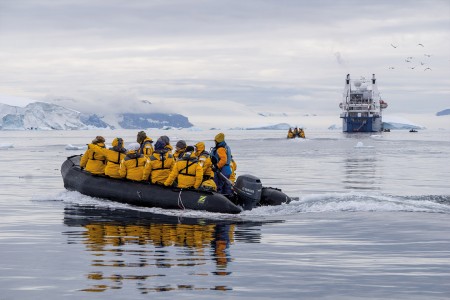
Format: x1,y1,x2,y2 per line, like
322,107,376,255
0,0,449,125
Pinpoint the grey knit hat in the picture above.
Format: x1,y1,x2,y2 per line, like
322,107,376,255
175,140,186,149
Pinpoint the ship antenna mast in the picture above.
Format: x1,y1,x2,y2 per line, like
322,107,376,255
372,74,380,100
344,74,351,104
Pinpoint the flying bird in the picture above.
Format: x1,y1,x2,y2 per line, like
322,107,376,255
418,43,424,47
388,66,395,69
410,67,416,69
420,62,425,65
424,54,431,57
390,44,398,48
424,67,432,71
405,59,411,62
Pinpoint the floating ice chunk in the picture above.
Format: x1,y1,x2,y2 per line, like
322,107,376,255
355,141,374,148
186,127,203,131
65,144,87,150
0,143,13,149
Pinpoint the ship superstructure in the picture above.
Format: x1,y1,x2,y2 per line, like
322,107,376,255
339,74,388,132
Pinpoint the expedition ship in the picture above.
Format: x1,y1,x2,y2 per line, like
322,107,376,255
339,74,388,132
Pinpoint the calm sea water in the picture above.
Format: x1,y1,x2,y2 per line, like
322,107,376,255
1,129,450,299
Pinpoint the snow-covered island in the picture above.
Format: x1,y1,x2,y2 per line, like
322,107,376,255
436,109,450,116
1,98,446,131
0,102,193,130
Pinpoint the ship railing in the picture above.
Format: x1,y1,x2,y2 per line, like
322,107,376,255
347,105,377,111
349,99,371,104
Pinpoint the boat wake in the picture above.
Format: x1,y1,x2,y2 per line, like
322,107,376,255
40,190,450,220
243,192,450,216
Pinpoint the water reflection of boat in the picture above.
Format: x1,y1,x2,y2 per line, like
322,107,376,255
63,205,275,244
63,205,278,293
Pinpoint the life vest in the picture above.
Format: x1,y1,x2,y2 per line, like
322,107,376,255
88,144,106,164
80,143,107,175
149,151,173,171
108,147,126,164
178,157,199,177
139,138,154,157
145,151,174,184
211,142,232,176
197,150,210,165
120,152,147,181
124,153,143,166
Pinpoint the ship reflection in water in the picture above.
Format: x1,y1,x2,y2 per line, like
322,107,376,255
63,205,266,293
342,140,381,191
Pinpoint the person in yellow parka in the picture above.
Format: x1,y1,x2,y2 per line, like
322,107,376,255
287,128,295,139
164,146,203,189
160,135,173,153
229,156,237,183
173,140,187,161
194,141,217,191
137,130,154,158
298,128,306,139
119,143,149,181
90,137,127,178
80,136,107,175
143,137,175,185
194,142,214,179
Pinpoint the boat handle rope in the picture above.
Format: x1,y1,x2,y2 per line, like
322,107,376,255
178,189,185,210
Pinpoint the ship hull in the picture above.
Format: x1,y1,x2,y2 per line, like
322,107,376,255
341,116,382,132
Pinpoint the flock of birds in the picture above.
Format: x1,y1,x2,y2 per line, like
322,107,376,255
389,43,432,71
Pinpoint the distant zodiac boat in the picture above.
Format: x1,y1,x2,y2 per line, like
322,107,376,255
61,155,292,214
339,74,388,132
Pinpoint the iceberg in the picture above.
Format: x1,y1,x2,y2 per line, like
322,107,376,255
436,109,450,116
328,124,342,130
0,143,14,150
355,141,374,148
382,116,425,130
246,123,292,130
0,102,88,130
118,113,193,129
65,144,87,150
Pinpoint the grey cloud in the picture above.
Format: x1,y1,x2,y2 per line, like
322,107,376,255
0,0,449,117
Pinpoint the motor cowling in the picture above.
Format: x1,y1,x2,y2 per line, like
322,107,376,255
234,174,262,210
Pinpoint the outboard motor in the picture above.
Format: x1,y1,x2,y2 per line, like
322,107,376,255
234,174,262,210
